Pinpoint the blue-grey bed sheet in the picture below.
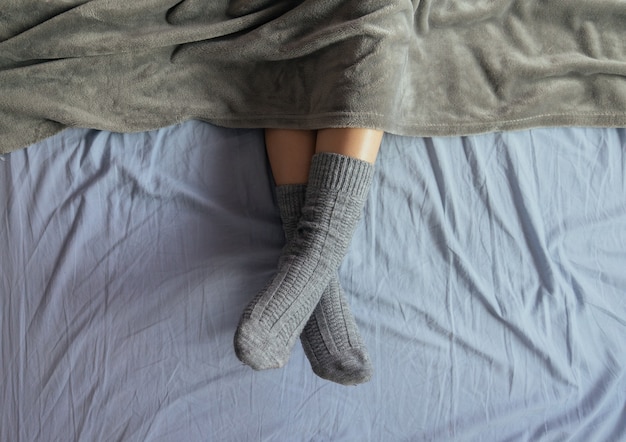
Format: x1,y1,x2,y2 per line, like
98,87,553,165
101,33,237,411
1,122,625,441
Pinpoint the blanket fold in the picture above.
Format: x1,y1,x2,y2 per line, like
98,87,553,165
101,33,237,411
1,0,625,153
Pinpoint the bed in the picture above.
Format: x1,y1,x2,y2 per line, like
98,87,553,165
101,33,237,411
2,0,626,440
2,122,625,440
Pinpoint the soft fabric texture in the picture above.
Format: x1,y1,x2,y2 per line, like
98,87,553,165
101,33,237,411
234,153,374,370
276,184,372,385
1,0,625,153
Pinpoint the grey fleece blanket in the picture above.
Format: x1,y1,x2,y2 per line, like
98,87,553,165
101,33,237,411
1,0,625,153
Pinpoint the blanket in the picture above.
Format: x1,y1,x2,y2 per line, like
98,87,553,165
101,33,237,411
1,0,625,153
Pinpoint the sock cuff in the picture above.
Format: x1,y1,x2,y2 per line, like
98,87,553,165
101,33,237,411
308,153,374,199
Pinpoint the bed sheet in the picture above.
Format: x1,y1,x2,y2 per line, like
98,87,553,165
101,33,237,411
1,122,625,441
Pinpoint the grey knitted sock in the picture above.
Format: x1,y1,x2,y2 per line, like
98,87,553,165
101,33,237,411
276,184,372,385
234,153,374,371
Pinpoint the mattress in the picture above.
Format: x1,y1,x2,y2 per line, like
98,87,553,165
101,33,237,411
1,122,625,440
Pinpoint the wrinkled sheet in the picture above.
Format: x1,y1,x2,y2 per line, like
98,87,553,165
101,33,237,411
1,122,626,441
2,0,626,152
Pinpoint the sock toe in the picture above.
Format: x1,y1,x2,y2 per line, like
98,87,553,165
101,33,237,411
311,348,373,386
234,320,292,370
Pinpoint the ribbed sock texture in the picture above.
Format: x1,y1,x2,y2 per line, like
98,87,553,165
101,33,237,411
234,153,374,371
276,184,372,385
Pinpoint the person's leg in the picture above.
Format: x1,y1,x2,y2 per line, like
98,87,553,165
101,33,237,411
235,128,382,374
265,129,316,185
315,128,383,163
277,184,373,385
296,128,382,383
263,128,375,384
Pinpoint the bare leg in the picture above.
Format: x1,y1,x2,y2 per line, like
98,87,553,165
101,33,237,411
264,127,383,183
315,128,383,163
265,129,316,185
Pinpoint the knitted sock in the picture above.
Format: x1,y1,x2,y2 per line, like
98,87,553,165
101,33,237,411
234,153,374,370
276,184,372,385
